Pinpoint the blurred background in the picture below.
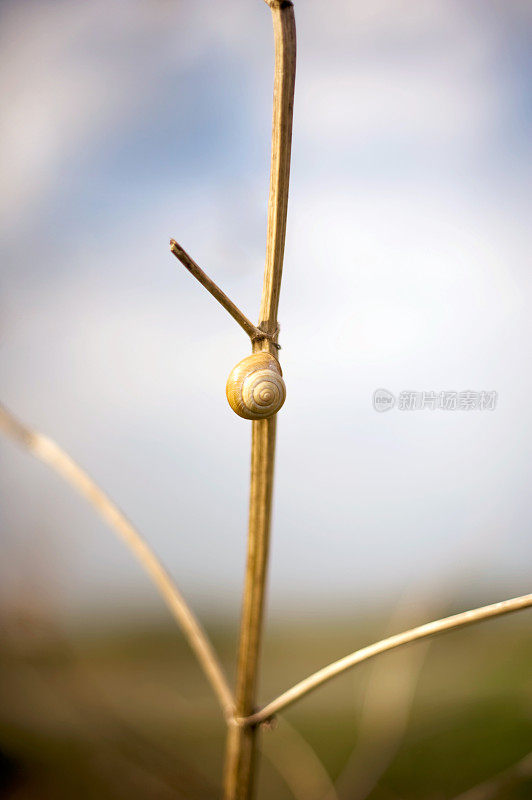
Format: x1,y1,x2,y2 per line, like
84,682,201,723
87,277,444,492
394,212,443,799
1,0,532,797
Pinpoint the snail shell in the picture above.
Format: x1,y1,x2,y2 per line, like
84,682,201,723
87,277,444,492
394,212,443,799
226,353,286,420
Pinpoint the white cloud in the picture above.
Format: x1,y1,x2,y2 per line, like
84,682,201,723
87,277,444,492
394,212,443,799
1,0,532,614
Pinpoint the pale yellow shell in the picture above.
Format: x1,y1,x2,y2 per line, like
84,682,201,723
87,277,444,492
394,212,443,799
226,353,286,420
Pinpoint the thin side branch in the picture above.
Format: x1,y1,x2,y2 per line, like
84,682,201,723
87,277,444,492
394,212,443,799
0,403,235,720
170,239,265,343
243,593,532,726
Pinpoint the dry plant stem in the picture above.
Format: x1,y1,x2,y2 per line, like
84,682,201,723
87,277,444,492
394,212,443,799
259,0,296,341
170,239,263,342
224,417,277,799
223,2,296,798
0,403,234,719
245,593,532,726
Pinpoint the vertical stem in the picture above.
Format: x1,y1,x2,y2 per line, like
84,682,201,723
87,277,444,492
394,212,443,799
259,0,297,340
224,416,277,800
223,2,296,799
236,417,277,713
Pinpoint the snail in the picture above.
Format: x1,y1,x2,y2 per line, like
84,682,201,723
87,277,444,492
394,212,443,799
226,353,286,420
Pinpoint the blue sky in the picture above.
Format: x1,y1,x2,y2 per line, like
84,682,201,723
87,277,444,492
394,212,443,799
1,0,532,623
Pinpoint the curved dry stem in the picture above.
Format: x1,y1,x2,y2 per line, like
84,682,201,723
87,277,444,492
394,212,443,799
0,403,234,719
244,593,532,726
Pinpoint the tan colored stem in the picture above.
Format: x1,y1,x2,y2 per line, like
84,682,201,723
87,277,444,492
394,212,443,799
0,403,234,719
243,593,532,726
258,0,296,341
223,3,296,797
170,239,264,342
223,417,277,799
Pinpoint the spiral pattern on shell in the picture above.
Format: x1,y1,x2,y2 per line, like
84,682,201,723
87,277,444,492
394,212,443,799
226,353,286,420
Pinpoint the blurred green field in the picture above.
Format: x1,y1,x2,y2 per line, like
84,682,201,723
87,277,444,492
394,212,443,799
0,603,531,799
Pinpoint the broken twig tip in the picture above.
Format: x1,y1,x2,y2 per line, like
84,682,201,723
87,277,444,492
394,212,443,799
168,238,263,341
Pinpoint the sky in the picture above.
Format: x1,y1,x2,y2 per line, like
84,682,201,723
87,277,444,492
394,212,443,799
1,0,532,624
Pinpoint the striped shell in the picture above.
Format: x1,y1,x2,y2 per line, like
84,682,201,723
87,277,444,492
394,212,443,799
226,353,286,420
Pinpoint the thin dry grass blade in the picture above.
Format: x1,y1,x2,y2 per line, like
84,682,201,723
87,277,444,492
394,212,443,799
245,593,532,725
0,403,234,719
